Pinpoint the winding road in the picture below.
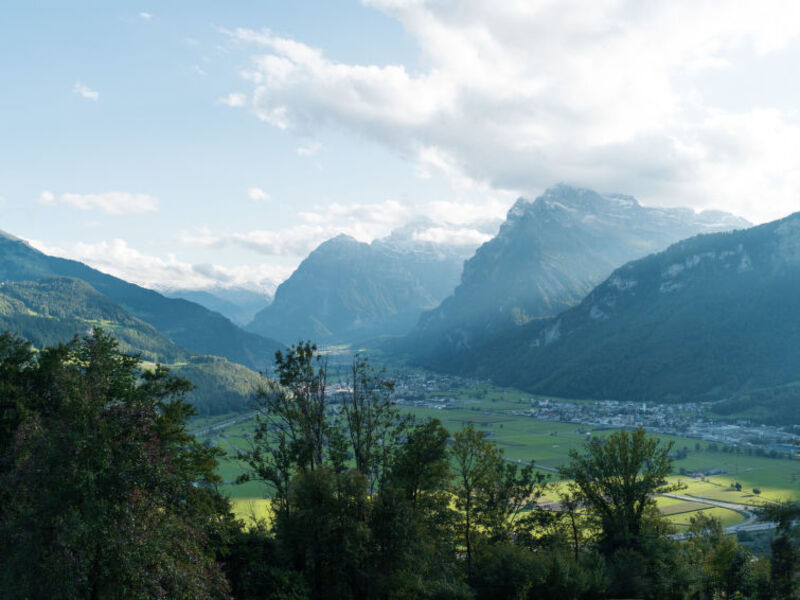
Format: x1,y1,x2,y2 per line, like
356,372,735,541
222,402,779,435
662,493,776,539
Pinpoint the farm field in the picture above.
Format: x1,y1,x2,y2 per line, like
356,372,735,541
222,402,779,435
192,381,800,518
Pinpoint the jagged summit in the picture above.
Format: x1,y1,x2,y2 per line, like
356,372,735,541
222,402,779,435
408,184,749,368
246,222,478,345
459,211,800,403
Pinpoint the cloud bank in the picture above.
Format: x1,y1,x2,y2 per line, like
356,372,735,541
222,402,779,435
227,0,800,223
29,238,289,294
40,191,159,215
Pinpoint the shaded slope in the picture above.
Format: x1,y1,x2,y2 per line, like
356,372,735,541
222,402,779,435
0,276,267,415
460,213,800,403
248,226,472,345
0,231,282,369
408,185,748,367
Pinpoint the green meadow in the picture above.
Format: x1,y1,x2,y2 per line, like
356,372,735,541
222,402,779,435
192,382,800,528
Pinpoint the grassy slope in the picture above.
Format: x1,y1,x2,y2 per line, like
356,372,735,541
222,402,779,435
0,278,268,416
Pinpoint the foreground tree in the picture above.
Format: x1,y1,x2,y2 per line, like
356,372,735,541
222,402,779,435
683,513,759,599
560,428,678,552
0,329,233,599
560,428,686,599
239,341,330,516
451,424,546,581
340,354,409,492
764,502,800,599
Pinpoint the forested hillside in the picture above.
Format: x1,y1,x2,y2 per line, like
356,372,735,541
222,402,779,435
0,277,185,362
0,230,283,369
449,212,800,403
2,334,795,600
407,185,748,368
0,277,266,415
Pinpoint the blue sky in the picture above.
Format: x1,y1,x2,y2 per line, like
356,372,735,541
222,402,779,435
3,1,800,292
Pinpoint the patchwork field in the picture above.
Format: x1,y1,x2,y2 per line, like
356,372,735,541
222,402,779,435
191,379,800,532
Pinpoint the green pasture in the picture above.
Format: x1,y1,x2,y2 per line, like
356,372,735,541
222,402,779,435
192,382,800,509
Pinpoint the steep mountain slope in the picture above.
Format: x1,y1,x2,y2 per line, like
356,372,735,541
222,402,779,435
247,224,475,345
165,287,272,327
409,185,748,365
0,277,185,363
0,277,267,415
457,212,800,403
0,231,282,369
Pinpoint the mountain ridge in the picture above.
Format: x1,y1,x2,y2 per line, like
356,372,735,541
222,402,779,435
407,184,750,367
246,223,478,345
443,211,800,403
0,230,283,369
0,276,268,415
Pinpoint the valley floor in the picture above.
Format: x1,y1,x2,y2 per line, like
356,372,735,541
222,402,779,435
190,375,800,531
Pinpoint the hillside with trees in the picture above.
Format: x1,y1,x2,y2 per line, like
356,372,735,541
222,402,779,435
406,185,748,369
0,277,267,416
437,212,800,403
0,230,283,369
2,332,799,599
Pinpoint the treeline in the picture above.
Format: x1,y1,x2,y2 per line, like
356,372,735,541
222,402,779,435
2,332,800,599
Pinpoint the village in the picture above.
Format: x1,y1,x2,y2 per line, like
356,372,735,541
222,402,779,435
388,369,800,460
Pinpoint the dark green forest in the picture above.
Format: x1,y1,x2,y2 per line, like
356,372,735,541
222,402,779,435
2,331,800,599
424,214,800,406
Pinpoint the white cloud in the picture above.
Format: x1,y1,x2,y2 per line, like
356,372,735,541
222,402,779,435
227,2,800,223
217,93,248,107
139,11,152,20
297,141,322,157
247,187,271,201
72,81,99,101
39,191,159,215
180,197,498,259
412,226,491,247
28,238,289,294
191,64,207,76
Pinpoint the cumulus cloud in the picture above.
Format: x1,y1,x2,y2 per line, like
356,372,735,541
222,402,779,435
180,223,335,257
192,64,207,76
39,191,159,215
138,12,152,20
72,81,99,101
227,1,800,223
28,238,289,294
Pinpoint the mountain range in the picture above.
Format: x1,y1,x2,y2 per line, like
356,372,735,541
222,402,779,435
6,185,795,418
0,230,282,370
0,274,267,415
246,221,479,345
440,211,800,406
406,185,750,367
165,287,272,327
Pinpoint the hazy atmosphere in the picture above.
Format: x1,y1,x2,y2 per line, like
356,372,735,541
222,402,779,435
3,1,800,293
3,3,800,599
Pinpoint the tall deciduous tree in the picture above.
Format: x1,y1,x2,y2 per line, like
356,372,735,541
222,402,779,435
239,341,329,515
560,428,678,552
0,329,232,599
451,424,499,580
341,354,408,493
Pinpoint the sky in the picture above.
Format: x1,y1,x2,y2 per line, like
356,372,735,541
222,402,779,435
2,1,800,294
